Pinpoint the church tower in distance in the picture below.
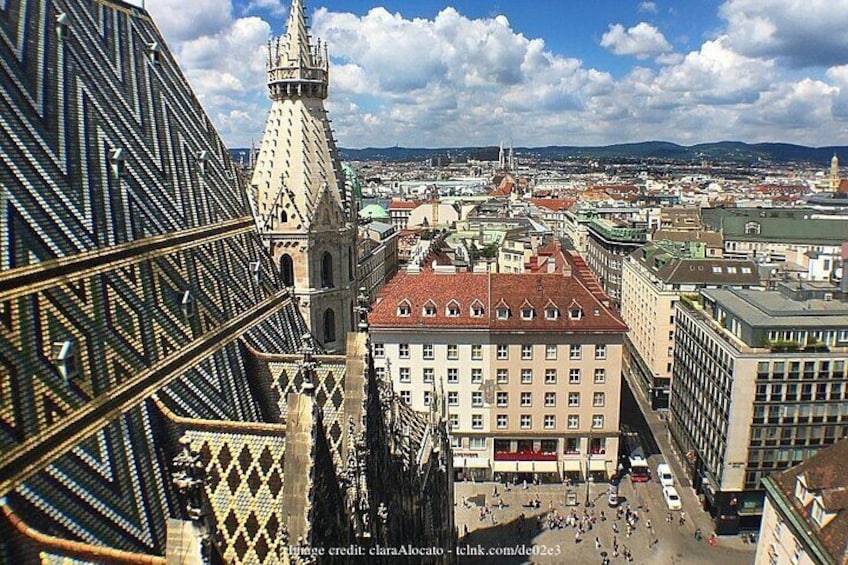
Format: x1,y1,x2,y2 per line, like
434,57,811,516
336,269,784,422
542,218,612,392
250,0,358,351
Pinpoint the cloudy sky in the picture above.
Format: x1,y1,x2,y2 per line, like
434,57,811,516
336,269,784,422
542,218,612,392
144,0,848,149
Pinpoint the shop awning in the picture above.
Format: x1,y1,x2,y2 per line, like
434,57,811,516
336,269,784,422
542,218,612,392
533,461,558,473
517,461,535,473
589,459,608,472
493,461,518,473
562,459,582,472
453,457,490,469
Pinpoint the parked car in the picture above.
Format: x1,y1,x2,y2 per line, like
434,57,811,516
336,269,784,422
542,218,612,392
663,486,682,511
656,463,674,487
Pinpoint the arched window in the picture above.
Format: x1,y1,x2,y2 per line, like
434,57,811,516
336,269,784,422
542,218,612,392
323,309,336,343
280,210,288,223
322,252,334,288
348,247,354,281
280,254,294,286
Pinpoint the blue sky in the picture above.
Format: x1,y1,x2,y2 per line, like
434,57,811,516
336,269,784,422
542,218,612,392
145,0,848,149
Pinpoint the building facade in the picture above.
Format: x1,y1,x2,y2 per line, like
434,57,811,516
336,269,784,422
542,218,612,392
249,0,358,350
755,438,848,565
368,271,628,483
584,218,648,307
620,241,760,409
670,285,848,533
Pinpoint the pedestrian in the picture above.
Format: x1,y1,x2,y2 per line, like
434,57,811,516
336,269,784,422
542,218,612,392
595,537,601,550
612,522,618,534
646,519,652,531
600,510,606,521
493,485,499,497
666,512,672,524
491,513,497,525
498,497,504,510
463,524,468,537
523,479,528,490
575,530,581,543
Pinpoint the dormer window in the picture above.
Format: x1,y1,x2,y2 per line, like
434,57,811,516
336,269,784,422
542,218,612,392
569,307,583,320
811,499,826,526
593,306,600,316
795,476,808,504
470,300,485,317
497,307,509,320
52,340,79,382
423,300,436,317
545,307,559,320
397,300,411,317
446,300,460,317
521,307,534,320
180,290,194,319
745,221,761,235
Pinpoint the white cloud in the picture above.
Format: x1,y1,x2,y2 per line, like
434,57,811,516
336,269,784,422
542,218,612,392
142,0,848,148
639,2,658,13
600,22,672,59
720,0,848,68
244,0,286,17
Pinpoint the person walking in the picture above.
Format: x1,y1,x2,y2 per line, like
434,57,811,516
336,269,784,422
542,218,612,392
595,537,601,550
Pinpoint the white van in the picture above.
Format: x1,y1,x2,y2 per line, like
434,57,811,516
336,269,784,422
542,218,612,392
657,463,674,487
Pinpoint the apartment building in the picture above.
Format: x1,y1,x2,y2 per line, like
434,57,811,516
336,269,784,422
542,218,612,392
670,284,848,533
368,270,627,483
620,241,760,408
755,438,848,565
584,218,648,307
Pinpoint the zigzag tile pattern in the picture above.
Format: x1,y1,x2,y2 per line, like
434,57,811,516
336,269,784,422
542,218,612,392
0,0,309,558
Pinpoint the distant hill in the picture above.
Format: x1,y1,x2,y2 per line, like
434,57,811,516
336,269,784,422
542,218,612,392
229,141,848,165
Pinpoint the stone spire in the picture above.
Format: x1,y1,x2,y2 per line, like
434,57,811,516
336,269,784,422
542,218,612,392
250,0,358,351
830,153,840,191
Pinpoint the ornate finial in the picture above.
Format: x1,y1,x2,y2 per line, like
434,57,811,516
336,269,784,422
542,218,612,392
299,334,317,392
170,434,207,525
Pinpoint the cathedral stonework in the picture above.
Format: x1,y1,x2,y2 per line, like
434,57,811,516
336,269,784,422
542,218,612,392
250,0,358,352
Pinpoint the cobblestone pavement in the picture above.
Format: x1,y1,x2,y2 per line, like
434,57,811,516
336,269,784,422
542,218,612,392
454,480,757,564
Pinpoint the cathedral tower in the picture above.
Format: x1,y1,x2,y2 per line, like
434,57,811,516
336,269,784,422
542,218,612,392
830,153,840,191
250,0,358,351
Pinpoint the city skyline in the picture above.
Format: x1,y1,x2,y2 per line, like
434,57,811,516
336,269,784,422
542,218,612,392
144,0,848,150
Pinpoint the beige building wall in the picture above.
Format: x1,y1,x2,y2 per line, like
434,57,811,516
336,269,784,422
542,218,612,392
371,328,623,480
755,498,817,565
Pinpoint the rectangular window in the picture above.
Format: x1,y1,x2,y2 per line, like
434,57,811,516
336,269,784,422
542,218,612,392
448,391,458,406
521,344,533,360
565,438,579,453
521,392,532,407
567,415,579,429
423,343,434,360
497,414,508,429
545,368,557,384
496,392,508,407
399,343,410,359
570,344,581,360
593,392,605,407
496,368,508,384
521,368,533,384
497,344,509,360
449,414,459,429
471,344,482,360
569,368,581,384
447,343,458,360
544,415,556,429
568,392,580,407
592,414,604,429
594,368,606,384
423,368,434,383
472,391,483,407
373,343,385,357
470,437,486,449
595,344,607,360
544,392,556,407
424,391,432,406
520,415,532,429
399,368,410,383
471,368,483,383
472,414,483,430
447,368,458,383
546,344,557,360
400,390,410,404
375,367,386,379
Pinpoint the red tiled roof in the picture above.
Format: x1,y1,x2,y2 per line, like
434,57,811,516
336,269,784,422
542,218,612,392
388,199,418,209
529,198,577,212
369,271,627,332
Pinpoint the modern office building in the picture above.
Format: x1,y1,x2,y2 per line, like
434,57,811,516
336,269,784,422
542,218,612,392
755,437,848,565
368,269,628,483
584,218,648,307
620,241,760,408
670,284,848,533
